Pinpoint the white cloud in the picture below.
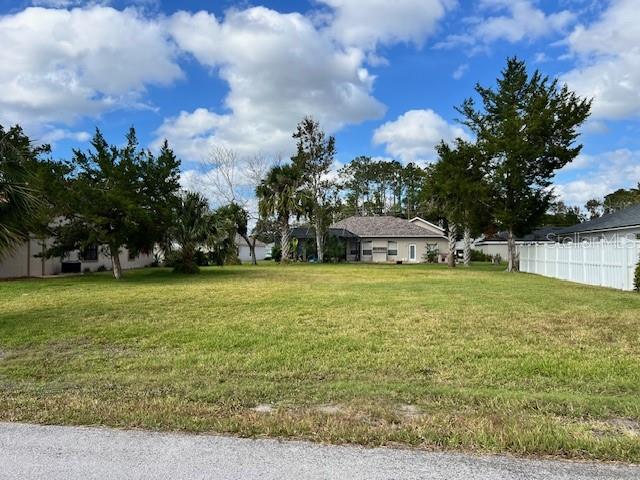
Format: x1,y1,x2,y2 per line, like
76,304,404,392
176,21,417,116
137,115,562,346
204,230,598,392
475,0,575,43
37,128,91,145
317,0,455,50
438,0,575,51
554,149,640,205
452,63,469,80
372,109,468,163
158,7,385,159
0,6,182,128
561,0,640,119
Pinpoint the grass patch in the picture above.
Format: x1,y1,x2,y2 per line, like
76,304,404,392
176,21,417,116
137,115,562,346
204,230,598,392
1,263,639,461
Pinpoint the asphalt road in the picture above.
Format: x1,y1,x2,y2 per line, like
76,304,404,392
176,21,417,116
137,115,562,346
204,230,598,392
1,422,638,479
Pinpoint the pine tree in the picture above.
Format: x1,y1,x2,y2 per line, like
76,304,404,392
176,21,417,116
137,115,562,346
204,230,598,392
458,57,591,271
49,128,181,279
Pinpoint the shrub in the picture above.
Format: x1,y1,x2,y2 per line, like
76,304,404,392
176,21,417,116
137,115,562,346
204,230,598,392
163,250,181,268
271,245,282,262
634,260,640,292
193,250,209,267
470,249,493,262
172,260,200,274
97,265,107,272
324,236,345,263
423,246,439,264
83,267,92,274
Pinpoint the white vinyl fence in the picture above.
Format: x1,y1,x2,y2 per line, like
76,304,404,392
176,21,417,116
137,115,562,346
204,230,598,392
520,240,640,291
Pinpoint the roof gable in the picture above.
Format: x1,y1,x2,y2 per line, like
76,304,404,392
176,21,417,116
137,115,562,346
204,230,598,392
408,217,445,235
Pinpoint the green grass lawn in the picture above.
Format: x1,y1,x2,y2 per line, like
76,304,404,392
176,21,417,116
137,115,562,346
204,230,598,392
1,263,640,461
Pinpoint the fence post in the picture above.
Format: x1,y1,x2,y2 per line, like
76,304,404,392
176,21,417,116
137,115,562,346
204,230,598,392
600,240,605,287
583,243,587,284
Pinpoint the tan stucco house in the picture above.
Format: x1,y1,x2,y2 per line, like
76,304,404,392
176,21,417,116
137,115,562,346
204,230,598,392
293,216,449,263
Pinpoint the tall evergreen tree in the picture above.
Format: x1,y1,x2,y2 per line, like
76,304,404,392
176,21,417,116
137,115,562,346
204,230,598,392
292,117,336,263
430,139,490,267
458,57,591,271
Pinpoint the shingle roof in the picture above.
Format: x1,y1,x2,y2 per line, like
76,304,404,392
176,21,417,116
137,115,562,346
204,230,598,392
291,226,359,239
558,203,640,235
478,226,565,243
330,216,446,238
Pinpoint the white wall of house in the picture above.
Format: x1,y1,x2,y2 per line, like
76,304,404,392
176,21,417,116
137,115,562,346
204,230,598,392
0,238,152,279
238,244,266,263
474,242,511,259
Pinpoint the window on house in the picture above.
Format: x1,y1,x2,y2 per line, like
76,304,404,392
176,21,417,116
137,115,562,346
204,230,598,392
128,250,137,261
362,241,372,256
388,241,398,256
81,244,98,262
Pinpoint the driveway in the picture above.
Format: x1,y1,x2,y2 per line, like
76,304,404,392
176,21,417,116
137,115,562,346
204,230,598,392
1,422,638,479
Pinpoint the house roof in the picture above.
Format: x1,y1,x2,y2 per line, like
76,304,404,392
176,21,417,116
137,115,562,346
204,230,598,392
557,203,640,235
234,234,266,247
290,226,359,239
476,226,564,244
330,216,446,238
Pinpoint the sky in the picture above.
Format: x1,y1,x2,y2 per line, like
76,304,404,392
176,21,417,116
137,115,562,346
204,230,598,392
1,0,639,208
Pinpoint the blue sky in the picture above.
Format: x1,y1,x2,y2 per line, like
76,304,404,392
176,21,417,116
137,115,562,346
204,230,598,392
1,0,639,207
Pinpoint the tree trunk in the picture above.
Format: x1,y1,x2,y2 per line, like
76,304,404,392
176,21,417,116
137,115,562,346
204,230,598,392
315,218,324,263
463,227,472,267
111,248,122,280
447,223,457,268
280,220,291,263
507,229,518,272
241,234,257,265
250,238,257,265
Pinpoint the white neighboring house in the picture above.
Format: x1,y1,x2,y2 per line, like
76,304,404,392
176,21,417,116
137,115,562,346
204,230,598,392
556,204,640,242
472,227,563,259
235,234,267,263
0,235,152,279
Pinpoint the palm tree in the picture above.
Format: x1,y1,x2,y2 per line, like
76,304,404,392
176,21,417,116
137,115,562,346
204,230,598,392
171,191,215,273
0,126,41,259
256,164,302,263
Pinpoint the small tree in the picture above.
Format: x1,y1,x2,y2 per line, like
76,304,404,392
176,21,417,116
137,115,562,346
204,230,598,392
204,147,272,264
256,164,302,263
458,57,591,272
49,128,181,279
170,192,216,274
634,260,640,293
